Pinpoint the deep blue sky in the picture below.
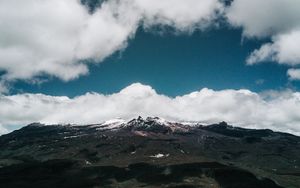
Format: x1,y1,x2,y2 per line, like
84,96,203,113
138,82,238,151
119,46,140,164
13,27,297,97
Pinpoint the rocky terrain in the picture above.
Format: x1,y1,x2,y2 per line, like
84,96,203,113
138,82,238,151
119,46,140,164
0,117,299,188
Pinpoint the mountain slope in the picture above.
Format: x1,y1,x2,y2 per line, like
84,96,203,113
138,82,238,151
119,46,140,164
0,117,299,188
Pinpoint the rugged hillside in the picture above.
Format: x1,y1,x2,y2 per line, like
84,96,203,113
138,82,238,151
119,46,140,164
0,117,299,188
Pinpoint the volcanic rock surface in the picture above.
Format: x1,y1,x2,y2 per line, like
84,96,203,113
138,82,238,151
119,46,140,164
0,117,299,188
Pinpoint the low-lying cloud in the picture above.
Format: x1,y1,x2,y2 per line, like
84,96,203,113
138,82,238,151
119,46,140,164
1,83,300,136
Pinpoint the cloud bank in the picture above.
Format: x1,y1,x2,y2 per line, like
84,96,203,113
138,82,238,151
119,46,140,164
0,0,223,87
226,0,300,78
1,83,300,136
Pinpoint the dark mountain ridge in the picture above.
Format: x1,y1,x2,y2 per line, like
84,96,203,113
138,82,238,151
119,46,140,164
0,117,299,188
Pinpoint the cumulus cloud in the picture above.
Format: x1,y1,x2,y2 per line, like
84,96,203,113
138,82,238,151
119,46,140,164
226,0,300,38
287,69,300,80
2,0,299,85
1,83,300,136
135,0,223,31
226,0,300,74
0,0,223,88
0,0,136,82
0,81,9,94
246,30,300,65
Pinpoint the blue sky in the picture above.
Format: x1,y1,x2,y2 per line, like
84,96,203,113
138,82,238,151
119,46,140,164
0,0,300,135
13,27,295,97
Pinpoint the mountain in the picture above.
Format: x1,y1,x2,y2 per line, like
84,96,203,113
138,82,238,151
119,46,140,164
0,117,299,188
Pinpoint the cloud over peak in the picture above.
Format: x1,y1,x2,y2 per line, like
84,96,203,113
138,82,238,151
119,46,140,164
1,83,300,136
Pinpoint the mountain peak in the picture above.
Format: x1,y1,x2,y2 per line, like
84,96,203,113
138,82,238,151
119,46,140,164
27,122,45,127
1,116,298,188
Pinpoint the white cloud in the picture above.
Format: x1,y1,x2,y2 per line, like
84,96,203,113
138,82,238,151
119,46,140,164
2,0,300,85
287,69,300,80
0,81,9,94
226,0,300,74
246,30,300,65
0,0,137,82
226,0,300,38
0,0,223,87
1,83,300,136
135,0,223,32
0,124,8,135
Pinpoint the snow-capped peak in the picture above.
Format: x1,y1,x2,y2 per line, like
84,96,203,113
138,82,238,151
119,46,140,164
102,118,126,126
126,116,173,127
93,118,126,130
122,116,193,133
145,117,170,125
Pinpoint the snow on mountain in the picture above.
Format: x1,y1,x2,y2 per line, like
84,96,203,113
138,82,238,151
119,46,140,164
96,118,126,129
25,116,205,133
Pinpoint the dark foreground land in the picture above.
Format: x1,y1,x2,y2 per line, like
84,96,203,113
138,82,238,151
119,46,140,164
0,117,299,188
